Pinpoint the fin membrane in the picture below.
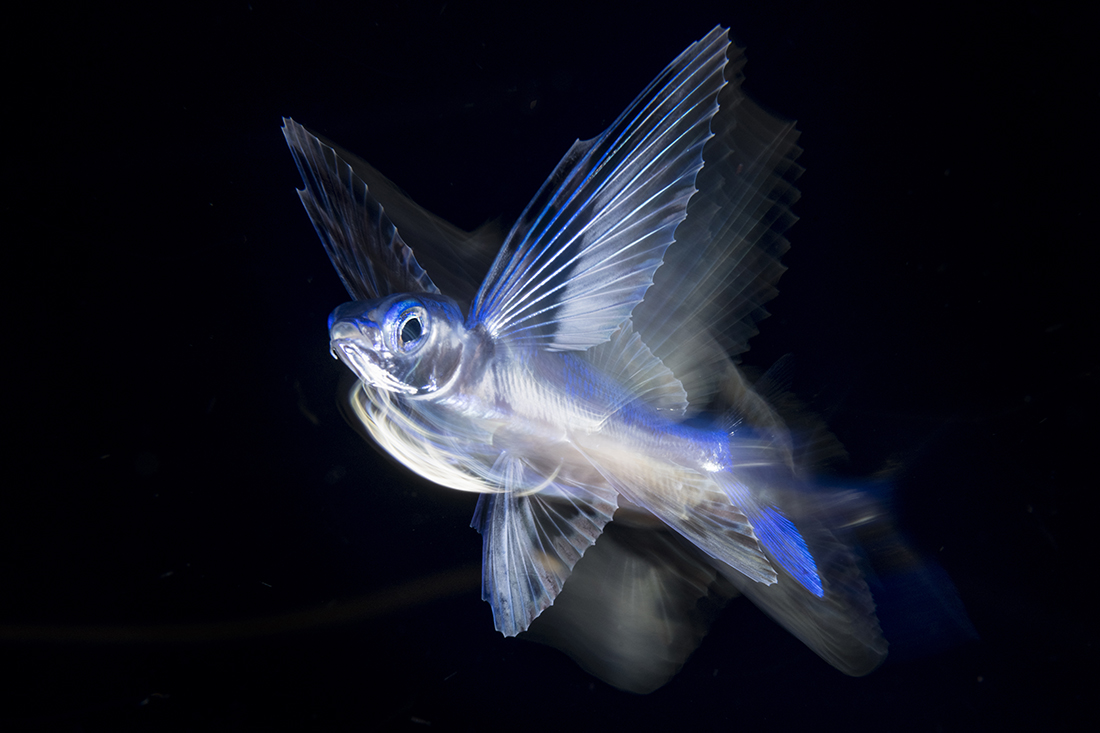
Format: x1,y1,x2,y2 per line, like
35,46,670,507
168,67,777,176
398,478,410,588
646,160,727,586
470,27,731,351
470,453,617,636
283,118,439,299
716,473,823,597
572,444,781,588
584,321,688,417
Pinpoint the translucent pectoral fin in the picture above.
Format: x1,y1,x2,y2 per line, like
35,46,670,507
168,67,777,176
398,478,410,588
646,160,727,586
283,118,440,300
469,27,731,351
470,453,617,636
628,45,806,412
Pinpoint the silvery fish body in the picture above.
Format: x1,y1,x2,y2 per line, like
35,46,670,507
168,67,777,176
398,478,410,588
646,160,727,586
285,27,888,692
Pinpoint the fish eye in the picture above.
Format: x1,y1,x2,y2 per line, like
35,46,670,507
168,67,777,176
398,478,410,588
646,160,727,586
400,314,423,345
389,302,429,351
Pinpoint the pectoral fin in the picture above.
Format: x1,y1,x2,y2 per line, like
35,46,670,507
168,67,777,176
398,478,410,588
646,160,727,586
469,27,731,351
283,118,440,299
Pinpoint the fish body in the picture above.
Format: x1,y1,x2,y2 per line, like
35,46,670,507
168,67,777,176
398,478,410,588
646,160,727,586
285,26,890,691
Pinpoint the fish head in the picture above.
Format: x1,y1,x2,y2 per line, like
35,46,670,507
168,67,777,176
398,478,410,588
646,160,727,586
328,293,467,397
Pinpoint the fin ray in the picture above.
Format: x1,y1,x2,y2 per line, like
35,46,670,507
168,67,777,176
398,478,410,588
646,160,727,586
470,27,732,351
573,445,780,587
584,322,689,416
630,47,805,409
282,118,439,299
471,453,618,636
715,471,823,596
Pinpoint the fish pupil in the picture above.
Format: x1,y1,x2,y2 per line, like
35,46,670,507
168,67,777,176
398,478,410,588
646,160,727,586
401,316,423,345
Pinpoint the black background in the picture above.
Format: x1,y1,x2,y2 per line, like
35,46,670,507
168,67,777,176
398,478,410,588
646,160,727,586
5,0,1093,729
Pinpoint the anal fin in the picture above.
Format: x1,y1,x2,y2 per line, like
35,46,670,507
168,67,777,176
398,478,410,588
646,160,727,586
716,471,823,597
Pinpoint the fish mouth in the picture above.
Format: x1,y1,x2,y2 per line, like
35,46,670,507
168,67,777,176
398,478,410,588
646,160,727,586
329,338,416,395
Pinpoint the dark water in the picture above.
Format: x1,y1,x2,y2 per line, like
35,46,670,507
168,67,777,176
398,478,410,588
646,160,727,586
5,1,1091,729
